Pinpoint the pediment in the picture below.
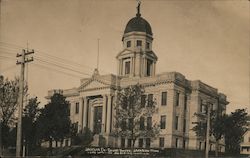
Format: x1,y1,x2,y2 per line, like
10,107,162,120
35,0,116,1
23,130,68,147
79,78,110,91
116,49,133,59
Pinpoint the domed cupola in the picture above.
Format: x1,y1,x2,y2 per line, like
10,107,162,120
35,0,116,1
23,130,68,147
117,1,158,78
123,14,152,36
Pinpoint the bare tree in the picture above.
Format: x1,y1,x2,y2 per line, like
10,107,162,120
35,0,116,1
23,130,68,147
112,84,160,152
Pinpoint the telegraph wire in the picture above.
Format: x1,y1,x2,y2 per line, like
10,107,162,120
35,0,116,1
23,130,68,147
31,63,84,79
34,57,91,76
0,41,110,74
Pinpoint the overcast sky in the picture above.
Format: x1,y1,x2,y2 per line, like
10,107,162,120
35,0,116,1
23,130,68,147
0,0,249,113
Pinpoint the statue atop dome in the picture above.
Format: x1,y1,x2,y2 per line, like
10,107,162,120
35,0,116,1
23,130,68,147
136,0,141,17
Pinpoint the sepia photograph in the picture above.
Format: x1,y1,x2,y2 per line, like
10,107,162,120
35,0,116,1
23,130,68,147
0,0,249,157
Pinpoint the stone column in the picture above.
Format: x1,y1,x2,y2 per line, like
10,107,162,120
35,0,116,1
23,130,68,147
102,95,107,133
79,97,84,132
131,57,134,76
106,95,112,134
144,57,147,76
83,97,88,128
89,102,94,131
141,57,144,77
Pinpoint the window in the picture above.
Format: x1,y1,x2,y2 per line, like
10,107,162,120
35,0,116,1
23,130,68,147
127,139,132,148
200,99,203,112
121,138,125,148
141,95,146,107
136,40,142,47
147,117,152,130
176,92,179,106
146,138,151,148
159,137,164,148
161,92,167,106
199,142,202,150
139,138,143,148
175,138,178,148
75,102,79,114
127,41,131,47
183,139,186,149
128,118,133,130
65,139,69,147
125,61,130,75
183,119,186,132
160,115,166,129
248,137,250,142
146,42,150,49
146,59,153,76
184,95,187,110
148,94,153,107
210,144,212,151
175,116,179,130
74,122,79,132
121,119,127,131
140,117,145,130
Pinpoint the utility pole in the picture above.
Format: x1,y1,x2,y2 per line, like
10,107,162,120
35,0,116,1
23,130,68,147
205,102,212,158
16,49,34,157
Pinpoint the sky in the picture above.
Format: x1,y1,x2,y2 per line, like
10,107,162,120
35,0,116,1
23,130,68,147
0,0,249,113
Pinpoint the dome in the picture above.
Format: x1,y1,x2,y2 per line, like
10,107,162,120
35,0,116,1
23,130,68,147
124,16,152,36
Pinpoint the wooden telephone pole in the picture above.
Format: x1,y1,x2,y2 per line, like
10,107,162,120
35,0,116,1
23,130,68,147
16,49,34,157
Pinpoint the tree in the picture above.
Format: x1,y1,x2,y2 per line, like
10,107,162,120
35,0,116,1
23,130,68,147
71,127,93,146
37,93,71,155
224,109,249,155
0,76,21,153
192,106,226,157
22,97,41,156
192,108,249,156
112,84,160,151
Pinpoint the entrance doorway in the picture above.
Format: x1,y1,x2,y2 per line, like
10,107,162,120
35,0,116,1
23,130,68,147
93,106,102,134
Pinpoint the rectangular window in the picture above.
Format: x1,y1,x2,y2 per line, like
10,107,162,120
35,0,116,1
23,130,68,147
183,119,186,133
249,137,250,142
160,115,166,129
136,40,142,47
128,118,133,130
175,116,179,130
140,117,145,130
161,92,167,106
146,138,151,148
147,117,152,130
121,138,125,148
127,41,131,47
141,95,146,107
146,42,150,49
199,142,202,150
200,99,203,112
75,102,79,114
146,59,153,76
184,95,187,110
159,137,164,148
121,119,127,131
175,138,178,148
176,92,179,106
148,94,153,107
125,61,130,75
183,139,186,149
139,138,143,148
127,139,132,148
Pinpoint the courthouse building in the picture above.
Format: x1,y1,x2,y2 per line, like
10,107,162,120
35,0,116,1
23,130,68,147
47,4,229,151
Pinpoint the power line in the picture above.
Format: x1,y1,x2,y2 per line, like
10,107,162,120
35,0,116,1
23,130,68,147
31,63,83,79
34,57,91,76
0,41,111,74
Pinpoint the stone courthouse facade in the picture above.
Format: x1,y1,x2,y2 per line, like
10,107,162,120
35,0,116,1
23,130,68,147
47,3,229,152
